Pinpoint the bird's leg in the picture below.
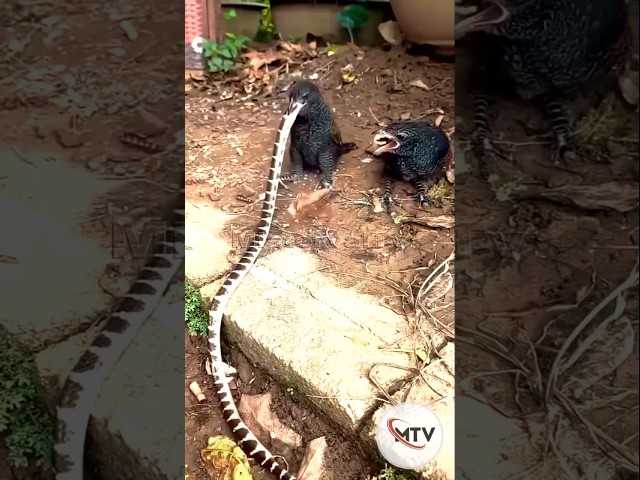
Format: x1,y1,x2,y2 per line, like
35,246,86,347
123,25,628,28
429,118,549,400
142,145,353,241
415,180,440,208
316,149,335,190
543,95,596,163
280,145,303,183
543,96,573,164
382,177,395,211
471,94,509,178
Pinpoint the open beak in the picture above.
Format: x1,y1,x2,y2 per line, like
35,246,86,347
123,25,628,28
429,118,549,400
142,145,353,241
455,0,510,39
367,133,399,156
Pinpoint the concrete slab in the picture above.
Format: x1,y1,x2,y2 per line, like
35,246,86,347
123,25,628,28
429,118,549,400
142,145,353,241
184,201,234,285
0,194,113,350
200,246,415,434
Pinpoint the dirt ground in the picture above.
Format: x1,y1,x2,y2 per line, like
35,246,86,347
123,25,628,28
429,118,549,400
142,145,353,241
185,45,455,479
454,17,639,479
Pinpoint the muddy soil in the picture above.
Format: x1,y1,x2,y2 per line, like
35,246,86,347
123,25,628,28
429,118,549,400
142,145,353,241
185,46,455,479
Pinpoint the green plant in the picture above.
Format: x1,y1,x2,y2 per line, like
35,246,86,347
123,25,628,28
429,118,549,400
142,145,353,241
337,4,370,44
255,2,278,42
203,10,250,73
186,278,208,336
377,464,410,480
0,334,55,468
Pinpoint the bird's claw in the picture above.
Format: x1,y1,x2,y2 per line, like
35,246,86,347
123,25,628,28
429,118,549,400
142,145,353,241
381,193,398,212
472,132,509,179
551,133,596,164
417,194,440,208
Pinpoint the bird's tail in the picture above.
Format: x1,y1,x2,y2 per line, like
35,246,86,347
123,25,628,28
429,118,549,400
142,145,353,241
337,141,358,156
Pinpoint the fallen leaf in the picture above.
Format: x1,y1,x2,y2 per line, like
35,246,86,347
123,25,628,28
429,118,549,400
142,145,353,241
434,114,445,126
409,78,430,91
397,215,454,229
400,112,411,121
508,181,639,212
371,196,384,213
288,189,332,216
377,19,403,45
415,348,428,364
341,72,357,84
619,69,639,106
446,167,455,184
297,437,331,480
200,435,253,480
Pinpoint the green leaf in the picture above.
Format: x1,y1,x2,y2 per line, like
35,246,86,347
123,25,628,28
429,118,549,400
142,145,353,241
218,47,234,59
224,9,237,20
208,58,224,72
337,4,370,29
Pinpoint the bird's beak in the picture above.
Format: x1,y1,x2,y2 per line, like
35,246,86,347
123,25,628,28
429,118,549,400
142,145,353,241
286,99,305,116
455,0,509,39
366,134,399,156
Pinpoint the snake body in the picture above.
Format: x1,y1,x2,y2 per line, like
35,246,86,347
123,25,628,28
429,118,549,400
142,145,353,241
208,102,304,480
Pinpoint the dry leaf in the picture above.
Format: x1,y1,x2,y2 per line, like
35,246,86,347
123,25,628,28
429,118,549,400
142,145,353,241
506,181,639,212
400,112,411,121
619,69,639,106
434,114,445,126
446,168,455,184
409,78,430,91
559,316,634,392
397,215,454,229
297,437,332,480
377,20,403,45
287,189,332,216
371,196,384,213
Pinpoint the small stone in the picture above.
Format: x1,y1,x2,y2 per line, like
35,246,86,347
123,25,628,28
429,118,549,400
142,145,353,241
109,48,127,57
87,155,106,170
54,129,87,148
120,20,138,40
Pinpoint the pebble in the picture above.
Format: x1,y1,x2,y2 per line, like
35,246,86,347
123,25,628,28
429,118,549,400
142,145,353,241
54,129,87,148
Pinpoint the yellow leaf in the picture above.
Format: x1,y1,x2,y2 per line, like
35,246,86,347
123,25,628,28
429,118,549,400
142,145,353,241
200,435,253,480
415,348,428,364
342,72,357,84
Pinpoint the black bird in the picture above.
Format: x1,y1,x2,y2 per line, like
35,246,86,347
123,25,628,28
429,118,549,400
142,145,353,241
369,121,452,209
282,80,357,189
455,0,631,172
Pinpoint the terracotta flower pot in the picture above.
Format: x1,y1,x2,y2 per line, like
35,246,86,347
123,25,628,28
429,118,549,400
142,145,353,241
271,0,391,46
389,0,454,47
